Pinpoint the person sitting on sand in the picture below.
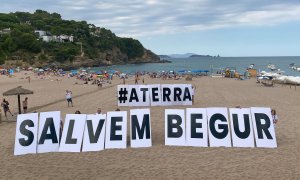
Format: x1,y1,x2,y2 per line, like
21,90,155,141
1,98,13,119
271,109,279,126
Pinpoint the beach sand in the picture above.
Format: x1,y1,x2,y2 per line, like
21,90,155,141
0,72,299,179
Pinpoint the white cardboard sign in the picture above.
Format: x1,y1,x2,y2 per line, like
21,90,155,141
165,109,186,146
37,111,61,153
130,109,152,148
250,107,277,148
14,113,39,156
82,114,107,152
149,84,162,106
186,108,208,147
229,108,255,148
59,114,87,152
105,111,127,149
207,108,232,147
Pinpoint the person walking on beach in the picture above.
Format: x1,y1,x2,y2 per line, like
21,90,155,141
22,97,28,114
1,98,13,119
65,90,73,107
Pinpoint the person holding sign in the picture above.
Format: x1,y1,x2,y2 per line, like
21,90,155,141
271,109,279,126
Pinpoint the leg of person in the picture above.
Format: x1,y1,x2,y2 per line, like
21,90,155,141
4,110,7,119
70,99,73,107
8,109,13,116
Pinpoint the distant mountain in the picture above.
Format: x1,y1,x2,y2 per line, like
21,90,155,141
169,53,197,58
189,54,212,58
158,55,171,59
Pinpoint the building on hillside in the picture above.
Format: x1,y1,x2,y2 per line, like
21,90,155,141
0,28,11,35
35,30,74,43
34,30,47,38
58,35,74,42
42,35,53,42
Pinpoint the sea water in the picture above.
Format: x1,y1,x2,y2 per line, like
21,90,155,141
91,56,300,76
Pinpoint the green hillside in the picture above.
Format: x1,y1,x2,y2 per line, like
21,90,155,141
0,10,158,67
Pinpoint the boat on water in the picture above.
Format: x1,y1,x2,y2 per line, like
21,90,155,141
248,64,255,69
289,63,300,72
267,64,277,71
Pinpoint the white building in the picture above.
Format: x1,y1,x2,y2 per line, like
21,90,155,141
0,28,11,35
42,35,53,42
34,30,47,38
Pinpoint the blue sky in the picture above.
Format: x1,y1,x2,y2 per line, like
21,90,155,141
1,0,300,56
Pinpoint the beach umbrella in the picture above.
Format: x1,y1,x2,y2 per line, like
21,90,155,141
178,70,187,73
191,70,202,73
3,86,33,114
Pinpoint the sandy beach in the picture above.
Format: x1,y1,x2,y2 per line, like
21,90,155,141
0,72,299,179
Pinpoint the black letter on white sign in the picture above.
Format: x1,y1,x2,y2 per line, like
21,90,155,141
254,113,273,139
140,88,148,102
232,114,250,139
162,88,171,102
173,87,182,101
191,114,203,138
183,87,192,101
19,119,34,146
152,88,159,102
129,88,139,102
209,114,228,139
131,114,150,140
110,117,122,141
167,115,183,138
38,118,58,144
87,119,105,143
66,120,77,144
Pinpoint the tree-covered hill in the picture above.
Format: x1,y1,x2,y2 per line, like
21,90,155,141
0,10,160,68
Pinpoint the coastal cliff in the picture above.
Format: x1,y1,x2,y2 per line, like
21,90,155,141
0,10,161,68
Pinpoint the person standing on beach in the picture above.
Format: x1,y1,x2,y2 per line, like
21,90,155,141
135,73,139,84
191,85,196,104
22,97,28,113
122,77,125,84
65,90,73,107
1,98,13,119
271,109,279,126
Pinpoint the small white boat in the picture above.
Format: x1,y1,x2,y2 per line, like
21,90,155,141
267,64,277,71
248,64,255,69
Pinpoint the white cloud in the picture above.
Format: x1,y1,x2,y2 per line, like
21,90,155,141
1,0,300,37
